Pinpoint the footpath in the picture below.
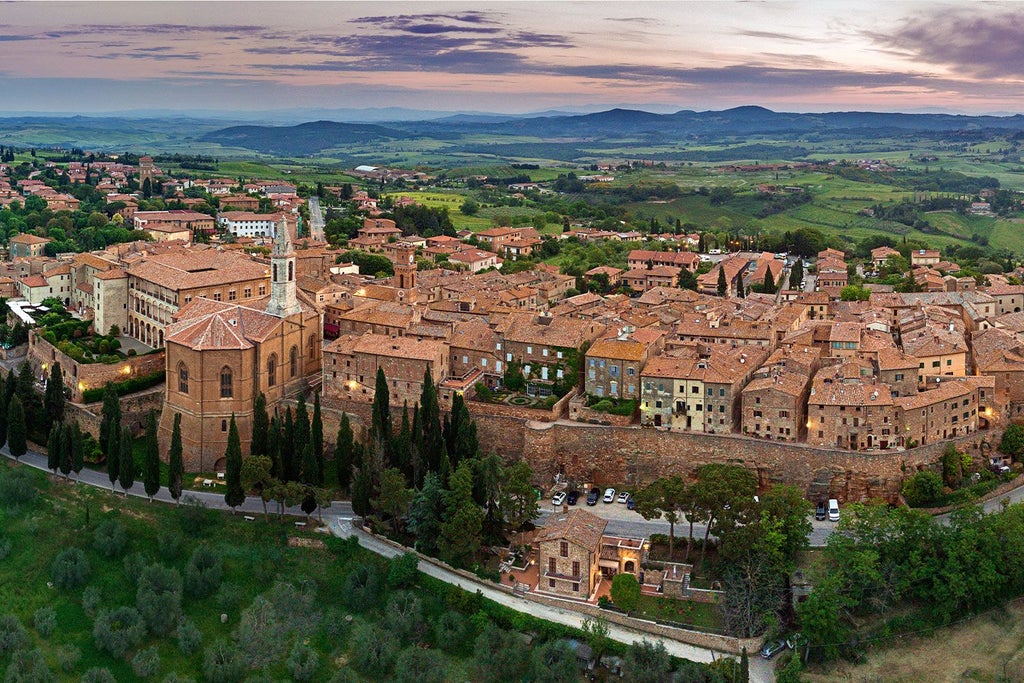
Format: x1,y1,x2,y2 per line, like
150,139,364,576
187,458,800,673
2,446,774,683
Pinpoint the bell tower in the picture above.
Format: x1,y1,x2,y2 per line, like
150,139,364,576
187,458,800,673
267,215,301,317
393,242,417,301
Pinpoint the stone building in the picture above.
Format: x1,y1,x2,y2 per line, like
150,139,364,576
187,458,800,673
158,218,321,471
535,509,607,600
805,362,897,450
322,333,448,407
584,327,665,400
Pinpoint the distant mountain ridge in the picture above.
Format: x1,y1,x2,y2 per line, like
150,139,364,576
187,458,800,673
198,106,1024,156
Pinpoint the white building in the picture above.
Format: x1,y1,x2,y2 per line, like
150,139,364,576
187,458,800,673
217,211,280,238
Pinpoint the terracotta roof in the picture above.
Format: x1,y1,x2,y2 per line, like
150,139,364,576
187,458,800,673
536,509,607,550
20,275,47,288
94,268,127,281
895,381,971,411
165,300,282,350
9,233,51,245
128,250,269,292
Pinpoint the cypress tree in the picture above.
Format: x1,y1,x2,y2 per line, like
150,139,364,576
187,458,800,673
251,392,269,457
168,413,183,504
790,258,804,290
59,422,73,477
717,264,727,297
7,394,26,460
46,422,61,473
294,396,310,474
371,367,391,455
739,647,749,682
410,403,422,487
419,367,442,473
16,359,33,405
764,267,776,293
351,463,372,518
311,393,324,485
224,414,245,512
301,440,317,487
44,362,65,429
282,407,295,482
267,415,282,480
71,421,84,476
99,383,121,458
106,423,120,491
0,370,8,446
143,410,160,500
335,412,354,491
118,425,134,494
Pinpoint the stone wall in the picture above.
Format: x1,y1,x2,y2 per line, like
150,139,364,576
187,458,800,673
67,386,165,439
28,330,165,402
314,395,997,505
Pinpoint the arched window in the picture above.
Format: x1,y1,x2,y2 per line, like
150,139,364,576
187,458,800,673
307,334,317,366
288,261,294,281
267,354,277,387
273,263,279,282
289,345,298,378
220,366,233,398
178,362,189,394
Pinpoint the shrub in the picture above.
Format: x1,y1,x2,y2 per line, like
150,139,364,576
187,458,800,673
124,552,151,585
132,645,161,678
92,606,146,658
157,530,185,561
343,564,381,613
185,545,223,598
93,519,128,558
32,607,56,639
431,611,468,654
137,564,183,635
81,585,103,616
176,619,202,656
51,548,91,590
162,674,196,683
81,668,116,683
387,552,419,589
0,469,36,509
215,583,244,616
80,370,165,402
177,496,219,537
56,644,81,673
285,641,320,682
202,639,245,683
349,622,397,677
4,648,54,683
0,614,28,657
384,591,425,644
0,536,10,561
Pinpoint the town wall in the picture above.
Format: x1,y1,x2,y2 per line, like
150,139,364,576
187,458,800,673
67,385,165,440
313,396,998,504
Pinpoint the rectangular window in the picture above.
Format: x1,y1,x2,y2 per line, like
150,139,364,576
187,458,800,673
947,359,953,366
572,561,580,576
259,284,266,296
895,373,903,381
549,557,557,572
244,287,252,298
228,289,236,301
542,348,549,357
526,346,532,355
560,541,568,558
932,360,940,368
549,579,555,588
753,410,762,418
213,292,222,301
556,351,563,359
572,583,579,592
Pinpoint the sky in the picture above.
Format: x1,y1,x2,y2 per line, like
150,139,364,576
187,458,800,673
0,1,1023,116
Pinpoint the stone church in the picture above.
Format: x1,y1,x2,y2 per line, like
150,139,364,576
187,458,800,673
159,217,321,471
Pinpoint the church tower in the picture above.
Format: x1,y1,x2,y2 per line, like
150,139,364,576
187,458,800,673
267,215,301,318
393,242,417,302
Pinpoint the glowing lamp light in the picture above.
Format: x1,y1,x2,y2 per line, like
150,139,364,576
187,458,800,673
41,363,48,371
122,366,132,375
77,381,85,393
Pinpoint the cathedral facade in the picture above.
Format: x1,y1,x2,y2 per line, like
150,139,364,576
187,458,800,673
158,218,321,471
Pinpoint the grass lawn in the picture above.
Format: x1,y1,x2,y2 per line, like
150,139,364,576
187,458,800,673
634,595,724,632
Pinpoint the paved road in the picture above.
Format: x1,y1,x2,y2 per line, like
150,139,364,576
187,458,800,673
307,195,325,242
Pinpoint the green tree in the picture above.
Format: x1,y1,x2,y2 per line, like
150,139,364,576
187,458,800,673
117,426,134,494
633,476,687,557
610,573,640,612
529,640,577,683
0,370,9,447
692,463,758,564
351,462,373,518
460,197,480,216
293,396,310,477
678,268,697,291
371,367,392,457
136,564,183,635
581,617,612,668
763,267,776,293
902,470,943,507
168,413,184,504
496,460,539,531
43,362,65,429
717,264,727,296
70,421,84,476
790,258,804,290
739,647,749,682
99,382,120,459
797,573,852,662
143,410,160,500
418,367,443,477
407,472,445,555
58,422,72,477
7,394,26,460
373,467,412,535
759,484,813,567
622,640,672,683
1000,423,1024,461
438,462,484,566
250,392,269,457
311,393,324,485
840,284,871,301
223,415,245,512
46,422,61,473
335,412,355,490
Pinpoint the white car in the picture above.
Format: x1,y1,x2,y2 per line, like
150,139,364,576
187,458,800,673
827,498,840,522
552,492,566,507
617,491,631,504
603,488,616,503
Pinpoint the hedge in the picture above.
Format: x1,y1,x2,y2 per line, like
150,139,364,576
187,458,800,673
81,371,166,404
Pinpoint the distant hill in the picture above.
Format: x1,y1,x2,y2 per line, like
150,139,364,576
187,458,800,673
195,106,1024,156
198,120,405,155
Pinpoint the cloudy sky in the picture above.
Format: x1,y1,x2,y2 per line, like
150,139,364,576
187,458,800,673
0,1,1022,115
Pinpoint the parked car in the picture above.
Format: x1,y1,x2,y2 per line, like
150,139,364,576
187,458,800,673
552,492,566,507
603,488,616,503
760,640,786,660
567,490,579,506
626,496,635,510
827,498,840,522
587,488,600,506
815,500,826,521
617,491,631,504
